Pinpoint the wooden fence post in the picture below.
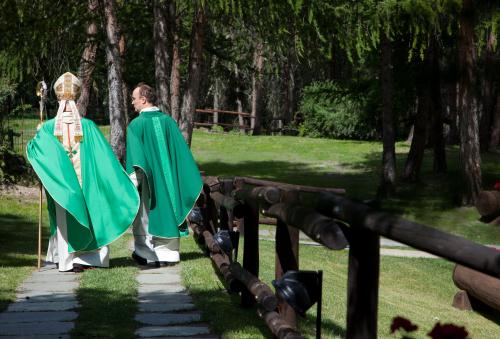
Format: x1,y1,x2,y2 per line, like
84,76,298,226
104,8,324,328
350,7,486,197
241,201,260,307
346,227,380,339
275,218,300,328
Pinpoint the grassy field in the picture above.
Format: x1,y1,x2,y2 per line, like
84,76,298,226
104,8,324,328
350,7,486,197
191,130,500,244
181,238,500,338
1,126,499,338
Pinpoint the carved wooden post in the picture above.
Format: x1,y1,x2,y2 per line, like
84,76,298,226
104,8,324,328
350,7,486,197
346,227,380,339
241,201,259,307
275,218,299,328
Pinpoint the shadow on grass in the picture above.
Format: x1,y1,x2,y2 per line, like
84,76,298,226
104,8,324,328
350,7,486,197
72,286,137,339
187,288,346,338
198,155,462,206
0,213,50,267
181,251,207,262
470,298,500,326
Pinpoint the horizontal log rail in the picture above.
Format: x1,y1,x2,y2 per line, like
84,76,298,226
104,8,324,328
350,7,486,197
190,175,500,339
317,192,500,278
194,122,252,130
196,108,255,118
230,262,278,312
264,203,348,250
234,176,346,194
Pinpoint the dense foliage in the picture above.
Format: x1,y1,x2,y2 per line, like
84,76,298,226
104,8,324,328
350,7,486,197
297,81,378,139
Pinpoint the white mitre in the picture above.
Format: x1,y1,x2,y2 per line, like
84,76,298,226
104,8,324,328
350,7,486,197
53,72,83,142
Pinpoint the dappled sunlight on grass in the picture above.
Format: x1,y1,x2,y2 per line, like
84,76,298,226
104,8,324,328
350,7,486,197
181,236,500,338
72,234,139,339
0,196,50,312
192,130,500,244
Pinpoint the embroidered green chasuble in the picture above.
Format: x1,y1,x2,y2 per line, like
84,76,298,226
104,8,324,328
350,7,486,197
27,118,140,252
126,110,202,238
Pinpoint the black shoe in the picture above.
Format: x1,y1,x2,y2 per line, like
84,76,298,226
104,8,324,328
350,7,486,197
72,263,85,273
155,261,179,267
132,251,147,266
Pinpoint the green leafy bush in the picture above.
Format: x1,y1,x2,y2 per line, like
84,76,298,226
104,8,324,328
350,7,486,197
297,81,378,140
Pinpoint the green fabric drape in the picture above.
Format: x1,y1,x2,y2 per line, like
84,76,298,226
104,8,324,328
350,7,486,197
27,118,139,252
126,110,202,238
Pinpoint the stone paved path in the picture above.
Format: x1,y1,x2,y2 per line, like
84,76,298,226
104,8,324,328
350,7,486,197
0,262,219,338
0,264,78,339
134,265,218,338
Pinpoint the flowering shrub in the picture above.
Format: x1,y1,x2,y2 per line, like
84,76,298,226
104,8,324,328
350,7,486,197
391,316,469,339
391,316,418,335
494,182,500,190
428,323,469,339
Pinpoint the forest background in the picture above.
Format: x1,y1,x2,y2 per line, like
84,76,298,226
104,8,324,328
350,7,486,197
0,0,499,207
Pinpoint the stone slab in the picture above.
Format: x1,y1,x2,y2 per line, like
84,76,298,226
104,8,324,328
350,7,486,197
19,281,79,292
0,321,74,335
137,274,181,285
138,284,185,294
139,267,181,275
16,291,75,300
139,303,196,313
135,325,211,337
135,312,202,325
29,268,66,276
138,293,192,303
24,274,79,283
0,311,77,323
7,301,78,312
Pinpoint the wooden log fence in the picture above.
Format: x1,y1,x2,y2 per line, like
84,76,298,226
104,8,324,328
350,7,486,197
188,176,500,339
195,108,255,132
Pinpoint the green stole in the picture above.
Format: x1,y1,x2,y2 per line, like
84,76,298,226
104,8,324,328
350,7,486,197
26,118,139,252
126,110,202,238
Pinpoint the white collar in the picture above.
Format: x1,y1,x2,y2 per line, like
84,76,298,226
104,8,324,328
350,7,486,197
140,106,160,113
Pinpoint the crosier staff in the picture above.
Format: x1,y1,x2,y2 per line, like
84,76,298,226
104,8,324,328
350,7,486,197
35,81,47,270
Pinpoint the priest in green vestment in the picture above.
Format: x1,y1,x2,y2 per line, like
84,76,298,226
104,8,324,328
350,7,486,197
127,83,202,266
26,72,139,272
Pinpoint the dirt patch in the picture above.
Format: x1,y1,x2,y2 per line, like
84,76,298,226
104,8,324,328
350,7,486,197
0,184,41,200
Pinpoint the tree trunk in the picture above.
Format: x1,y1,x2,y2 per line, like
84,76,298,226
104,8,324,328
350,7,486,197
212,68,223,125
77,0,99,117
377,32,396,197
430,38,447,174
402,53,431,181
282,49,295,128
480,31,497,151
101,0,127,162
169,0,181,122
445,81,460,144
234,64,245,134
119,35,129,125
489,95,500,151
153,0,171,114
458,0,481,205
179,2,206,147
251,40,264,135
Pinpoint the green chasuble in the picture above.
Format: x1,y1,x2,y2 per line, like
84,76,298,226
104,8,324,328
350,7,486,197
26,118,140,252
126,110,202,238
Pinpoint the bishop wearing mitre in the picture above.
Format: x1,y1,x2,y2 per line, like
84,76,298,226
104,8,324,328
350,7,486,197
26,72,139,272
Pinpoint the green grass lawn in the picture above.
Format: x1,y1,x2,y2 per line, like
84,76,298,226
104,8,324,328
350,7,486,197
0,194,48,313
181,237,500,338
191,131,500,244
1,127,499,338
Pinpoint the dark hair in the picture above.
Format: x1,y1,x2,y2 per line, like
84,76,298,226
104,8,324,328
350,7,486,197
135,82,157,105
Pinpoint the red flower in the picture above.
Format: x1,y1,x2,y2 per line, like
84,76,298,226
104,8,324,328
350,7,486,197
428,323,469,339
494,182,500,189
390,316,418,334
